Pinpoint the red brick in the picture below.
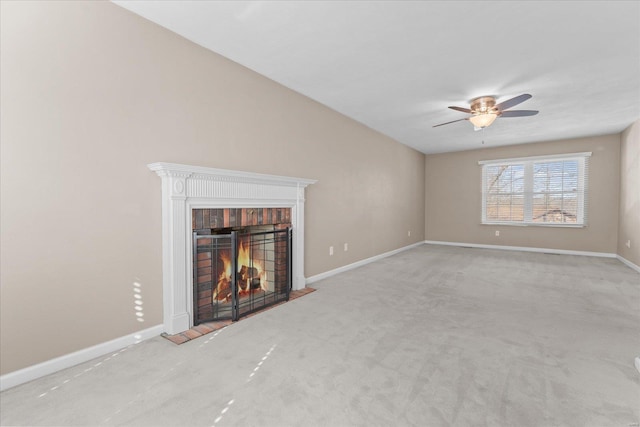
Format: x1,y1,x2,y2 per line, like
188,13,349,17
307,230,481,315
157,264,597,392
198,259,212,268
197,252,211,260
183,329,202,340
197,274,212,284
223,209,230,227
193,324,214,335
197,238,212,246
163,333,189,345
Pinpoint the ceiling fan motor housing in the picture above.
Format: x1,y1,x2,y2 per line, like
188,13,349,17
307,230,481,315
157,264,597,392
470,96,497,114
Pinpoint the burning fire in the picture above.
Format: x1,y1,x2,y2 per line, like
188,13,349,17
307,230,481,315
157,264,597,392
212,240,269,302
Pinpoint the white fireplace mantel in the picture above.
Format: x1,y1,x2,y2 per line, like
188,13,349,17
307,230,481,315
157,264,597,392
148,162,316,335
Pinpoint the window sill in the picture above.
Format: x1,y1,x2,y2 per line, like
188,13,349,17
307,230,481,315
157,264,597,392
481,222,586,228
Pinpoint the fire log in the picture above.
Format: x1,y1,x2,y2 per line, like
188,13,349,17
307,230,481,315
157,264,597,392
238,265,261,289
238,265,259,280
212,277,231,302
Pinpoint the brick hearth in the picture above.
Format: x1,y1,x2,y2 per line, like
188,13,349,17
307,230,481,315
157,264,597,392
161,287,316,345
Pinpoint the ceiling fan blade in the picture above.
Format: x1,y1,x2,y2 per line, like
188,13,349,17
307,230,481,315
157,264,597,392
433,118,468,128
448,106,472,113
495,94,532,111
499,110,539,117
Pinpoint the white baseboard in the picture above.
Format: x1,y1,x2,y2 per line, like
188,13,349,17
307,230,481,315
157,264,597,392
0,324,163,392
617,255,640,274
424,240,640,274
423,240,618,258
306,241,425,285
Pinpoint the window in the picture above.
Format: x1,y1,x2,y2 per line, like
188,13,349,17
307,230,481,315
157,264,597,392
480,152,590,226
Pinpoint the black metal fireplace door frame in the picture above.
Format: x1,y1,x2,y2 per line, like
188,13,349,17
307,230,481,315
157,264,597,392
192,228,292,324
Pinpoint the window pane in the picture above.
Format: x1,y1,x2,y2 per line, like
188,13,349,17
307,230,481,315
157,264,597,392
532,193,576,223
533,163,548,192
485,194,498,221
532,194,547,222
546,161,564,193
511,194,524,221
512,166,525,193
497,168,512,193
532,193,548,222
485,166,504,192
563,161,578,192
497,203,511,220
487,164,524,194
563,195,578,218
486,204,499,221
534,160,579,194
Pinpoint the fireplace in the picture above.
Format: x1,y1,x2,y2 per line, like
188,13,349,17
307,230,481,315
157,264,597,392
192,208,293,323
148,163,316,335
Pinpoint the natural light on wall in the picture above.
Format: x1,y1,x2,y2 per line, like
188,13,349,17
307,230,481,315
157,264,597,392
133,280,144,322
479,152,591,226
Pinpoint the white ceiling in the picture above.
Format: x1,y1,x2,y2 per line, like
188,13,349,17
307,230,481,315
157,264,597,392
113,1,640,154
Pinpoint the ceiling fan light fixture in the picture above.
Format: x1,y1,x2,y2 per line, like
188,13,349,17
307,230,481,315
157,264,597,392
469,112,497,128
434,94,537,130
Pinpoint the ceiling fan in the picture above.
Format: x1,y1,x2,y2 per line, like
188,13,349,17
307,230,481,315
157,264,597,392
433,94,538,130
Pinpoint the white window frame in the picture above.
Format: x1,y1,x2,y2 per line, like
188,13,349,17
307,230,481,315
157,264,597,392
479,152,591,227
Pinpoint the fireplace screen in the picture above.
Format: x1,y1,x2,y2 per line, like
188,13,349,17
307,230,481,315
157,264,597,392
193,227,291,324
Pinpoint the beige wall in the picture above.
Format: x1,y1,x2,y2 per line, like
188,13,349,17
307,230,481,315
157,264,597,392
0,1,425,375
425,135,621,253
618,120,640,266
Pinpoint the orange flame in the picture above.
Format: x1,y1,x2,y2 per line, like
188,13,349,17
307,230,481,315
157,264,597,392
239,241,265,274
213,239,268,300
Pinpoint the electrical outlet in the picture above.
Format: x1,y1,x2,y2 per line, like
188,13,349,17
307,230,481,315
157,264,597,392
329,246,334,256
626,240,631,248
495,230,500,237
344,243,348,252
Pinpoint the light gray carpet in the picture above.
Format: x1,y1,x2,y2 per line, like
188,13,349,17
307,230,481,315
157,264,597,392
1,245,639,426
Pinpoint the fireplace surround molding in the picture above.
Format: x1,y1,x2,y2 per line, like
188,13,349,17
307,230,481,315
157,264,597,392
148,162,316,335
